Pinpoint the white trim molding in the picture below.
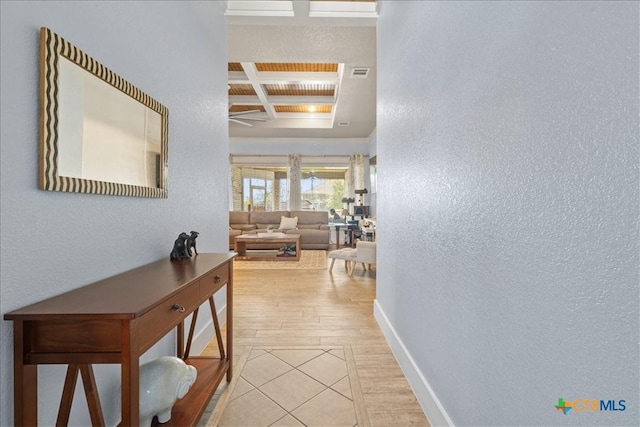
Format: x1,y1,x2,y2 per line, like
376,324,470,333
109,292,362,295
373,299,455,427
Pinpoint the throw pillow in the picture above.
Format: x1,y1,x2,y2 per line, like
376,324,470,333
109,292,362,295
279,216,298,230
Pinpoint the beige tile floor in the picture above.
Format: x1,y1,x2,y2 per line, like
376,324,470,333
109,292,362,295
200,259,430,427
210,346,360,426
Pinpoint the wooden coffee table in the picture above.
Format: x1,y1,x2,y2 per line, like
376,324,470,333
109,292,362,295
234,233,301,261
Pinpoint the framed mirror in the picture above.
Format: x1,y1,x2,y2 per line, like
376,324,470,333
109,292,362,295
40,27,168,198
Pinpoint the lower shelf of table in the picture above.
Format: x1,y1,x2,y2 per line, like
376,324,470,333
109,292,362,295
152,356,230,426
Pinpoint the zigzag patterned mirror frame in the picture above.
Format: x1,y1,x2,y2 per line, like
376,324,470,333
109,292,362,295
39,27,169,198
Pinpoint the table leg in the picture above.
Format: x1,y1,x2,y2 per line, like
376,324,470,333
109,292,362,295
14,320,37,426
183,308,200,359
235,240,246,257
79,365,105,427
208,297,225,358
226,277,233,382
57,364,79,426
177,320,184,359
120,322,139,426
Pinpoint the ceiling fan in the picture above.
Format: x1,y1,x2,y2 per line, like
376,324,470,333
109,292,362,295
228,109,267,127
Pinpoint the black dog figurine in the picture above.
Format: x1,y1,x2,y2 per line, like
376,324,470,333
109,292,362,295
170,232,191,260
186,231,199,257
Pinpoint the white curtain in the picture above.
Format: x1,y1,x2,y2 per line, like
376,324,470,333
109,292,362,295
228,156,234,211
353,154,365,190
346,157,354,200
348,154,365,197
287,154,301,211
344,169,352,202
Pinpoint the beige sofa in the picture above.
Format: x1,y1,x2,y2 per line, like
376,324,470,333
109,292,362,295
229,210,330,250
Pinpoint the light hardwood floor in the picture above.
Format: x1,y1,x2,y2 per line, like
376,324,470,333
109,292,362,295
201,260,430,426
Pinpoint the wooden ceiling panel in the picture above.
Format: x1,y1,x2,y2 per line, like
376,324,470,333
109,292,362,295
229,84,256,96
265,83,335,97
228,62,244,72
229,105,266,113
255,63,338,72
275,105,332,113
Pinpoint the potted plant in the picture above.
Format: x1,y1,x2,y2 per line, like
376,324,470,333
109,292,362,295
267,225,274,234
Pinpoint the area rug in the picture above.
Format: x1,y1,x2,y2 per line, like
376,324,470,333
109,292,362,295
233,250,327,270
205,346,368,427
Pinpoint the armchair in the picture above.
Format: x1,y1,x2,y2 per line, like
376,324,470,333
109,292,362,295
348,241,376,276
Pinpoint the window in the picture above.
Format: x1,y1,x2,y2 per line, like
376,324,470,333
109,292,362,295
301,168,346,213
231,166,286,211
230,156,349,213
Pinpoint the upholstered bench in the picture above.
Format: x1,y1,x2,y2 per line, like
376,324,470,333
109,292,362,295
327,247,356,274
347,241,376,276
328,241,376,276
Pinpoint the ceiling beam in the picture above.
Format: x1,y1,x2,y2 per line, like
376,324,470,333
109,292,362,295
230,95,336,105
241,62,277,118
230,71,340,85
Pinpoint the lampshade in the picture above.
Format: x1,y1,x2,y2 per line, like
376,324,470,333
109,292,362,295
341,209,349,216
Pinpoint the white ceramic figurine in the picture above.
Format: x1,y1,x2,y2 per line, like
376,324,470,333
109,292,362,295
138,356,197,426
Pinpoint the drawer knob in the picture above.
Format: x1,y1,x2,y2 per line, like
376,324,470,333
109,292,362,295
171,303,185,313
214,275,221,284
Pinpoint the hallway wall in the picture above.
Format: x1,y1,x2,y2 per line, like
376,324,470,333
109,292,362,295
0,2,228,425
375,2,639,426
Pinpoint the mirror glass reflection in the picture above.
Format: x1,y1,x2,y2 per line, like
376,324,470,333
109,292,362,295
57,57,162,188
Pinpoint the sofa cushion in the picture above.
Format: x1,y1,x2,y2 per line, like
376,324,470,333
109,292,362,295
285,229,328,244
290,210,329,225
250,211,288,225
229,229,243,245
297,224,320,230
279,216,298,230
229,211,250,224
231,224,256,231
256,223,279,230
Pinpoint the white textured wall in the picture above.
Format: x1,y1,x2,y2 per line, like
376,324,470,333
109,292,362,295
376,2,638,426
0,2,228,426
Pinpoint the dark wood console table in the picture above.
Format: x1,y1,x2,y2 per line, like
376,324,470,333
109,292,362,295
4,253,235,426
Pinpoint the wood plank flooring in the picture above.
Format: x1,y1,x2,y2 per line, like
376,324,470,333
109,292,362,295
201,261,430,426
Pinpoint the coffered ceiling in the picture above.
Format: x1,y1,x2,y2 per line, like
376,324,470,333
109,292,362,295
226,0,378,139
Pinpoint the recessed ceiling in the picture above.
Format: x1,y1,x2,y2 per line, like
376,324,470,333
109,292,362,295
226,0,378,139
228,61,340,128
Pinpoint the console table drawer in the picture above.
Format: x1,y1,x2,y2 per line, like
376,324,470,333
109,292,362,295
199,264,230,298
136,283,200,353
28,319,121,355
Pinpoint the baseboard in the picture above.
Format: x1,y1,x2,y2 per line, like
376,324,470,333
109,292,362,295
373,300,454,427
192,303,227,356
